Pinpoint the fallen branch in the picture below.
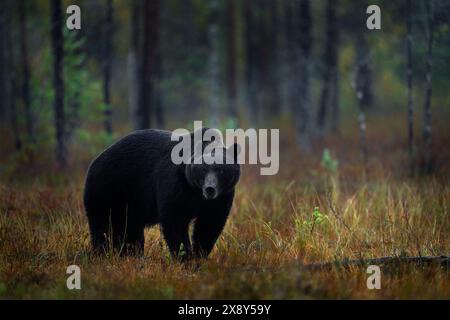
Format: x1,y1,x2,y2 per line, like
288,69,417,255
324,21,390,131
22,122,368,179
302,255,450,271
225,255,449,274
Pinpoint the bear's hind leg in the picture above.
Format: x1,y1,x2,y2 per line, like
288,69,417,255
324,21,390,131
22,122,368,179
108,210,145,256
88,205,145,256
86,208,109,254
118,225,145,256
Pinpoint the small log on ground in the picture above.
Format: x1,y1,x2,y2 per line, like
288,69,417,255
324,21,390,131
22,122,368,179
226,256,449,274
302,255,449,271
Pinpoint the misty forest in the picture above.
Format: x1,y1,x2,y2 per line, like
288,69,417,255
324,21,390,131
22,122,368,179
0,0,449,299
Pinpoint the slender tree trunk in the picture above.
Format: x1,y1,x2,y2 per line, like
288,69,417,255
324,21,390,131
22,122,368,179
354,35,370,169
406,0,414,176
153,1,163,128
258,0,278,119
102,0,113,134
19,0,34,143
330,64,340,132
271,0,281,118
285,0,295,110
0,0,7,122
5,0,21,150
422,0,434,174
317,0,339,135
317,71,330,136
244,0,260,124
137,0,151,129
357,103,368,168
226,0,238,123
329,0,340,133
180,0,200,117
135,0,159,130
208,0,221,127
278,0,291,114
154,46,164,128
50,0,66,166
290,0,312,151
129,0,141,129
66,30,83,143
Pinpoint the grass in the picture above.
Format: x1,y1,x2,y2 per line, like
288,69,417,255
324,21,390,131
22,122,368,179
0,115,449,299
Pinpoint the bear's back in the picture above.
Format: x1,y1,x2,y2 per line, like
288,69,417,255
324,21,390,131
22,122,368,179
84,129,175,197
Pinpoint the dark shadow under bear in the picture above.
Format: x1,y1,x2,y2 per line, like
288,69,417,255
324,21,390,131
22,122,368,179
83,128,240,260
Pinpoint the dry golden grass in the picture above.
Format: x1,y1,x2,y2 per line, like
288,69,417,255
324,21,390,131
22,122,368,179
1,166,448,298
0,115,449,299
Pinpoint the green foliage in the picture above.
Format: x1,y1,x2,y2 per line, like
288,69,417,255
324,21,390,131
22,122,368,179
216,117,238,132
75,129,115,156
223,117,238,130
63,29,104,128
321,149,339,174
295,207,329,237
27,29,105,157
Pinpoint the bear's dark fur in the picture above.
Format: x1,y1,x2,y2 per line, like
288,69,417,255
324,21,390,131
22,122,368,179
83,128,240,260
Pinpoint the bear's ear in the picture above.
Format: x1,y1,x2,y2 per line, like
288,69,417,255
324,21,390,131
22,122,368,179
227,143,241,164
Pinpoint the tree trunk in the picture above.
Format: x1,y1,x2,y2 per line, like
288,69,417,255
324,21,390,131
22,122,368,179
50,0,66,167
154,44,164,128
66,30,83,143
317,0,339,135
261,0,280,119
180,0,200,118
136,0,151,129
329,0,340,133
225,0,238,123
103,0,113,135
153,1,163,128
289,0,312,151
406,0,414,176
0,0,7,122
422,0,434,174
357,104,368,168
244,0,261,124
19,0,34,143
135,0,159,130
354,35,370,169
278,0,290,114
299,0,312,150
128,0,141,129
317,70,330,136
208,0,221,127
4,0,21,150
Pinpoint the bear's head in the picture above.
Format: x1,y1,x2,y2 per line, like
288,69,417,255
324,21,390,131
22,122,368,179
185,143,241,200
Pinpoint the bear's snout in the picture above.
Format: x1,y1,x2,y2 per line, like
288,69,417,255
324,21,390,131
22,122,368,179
203,172,218,200
203,186,217,200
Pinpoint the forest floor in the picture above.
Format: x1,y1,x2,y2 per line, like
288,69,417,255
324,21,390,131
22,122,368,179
0,114,449,299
